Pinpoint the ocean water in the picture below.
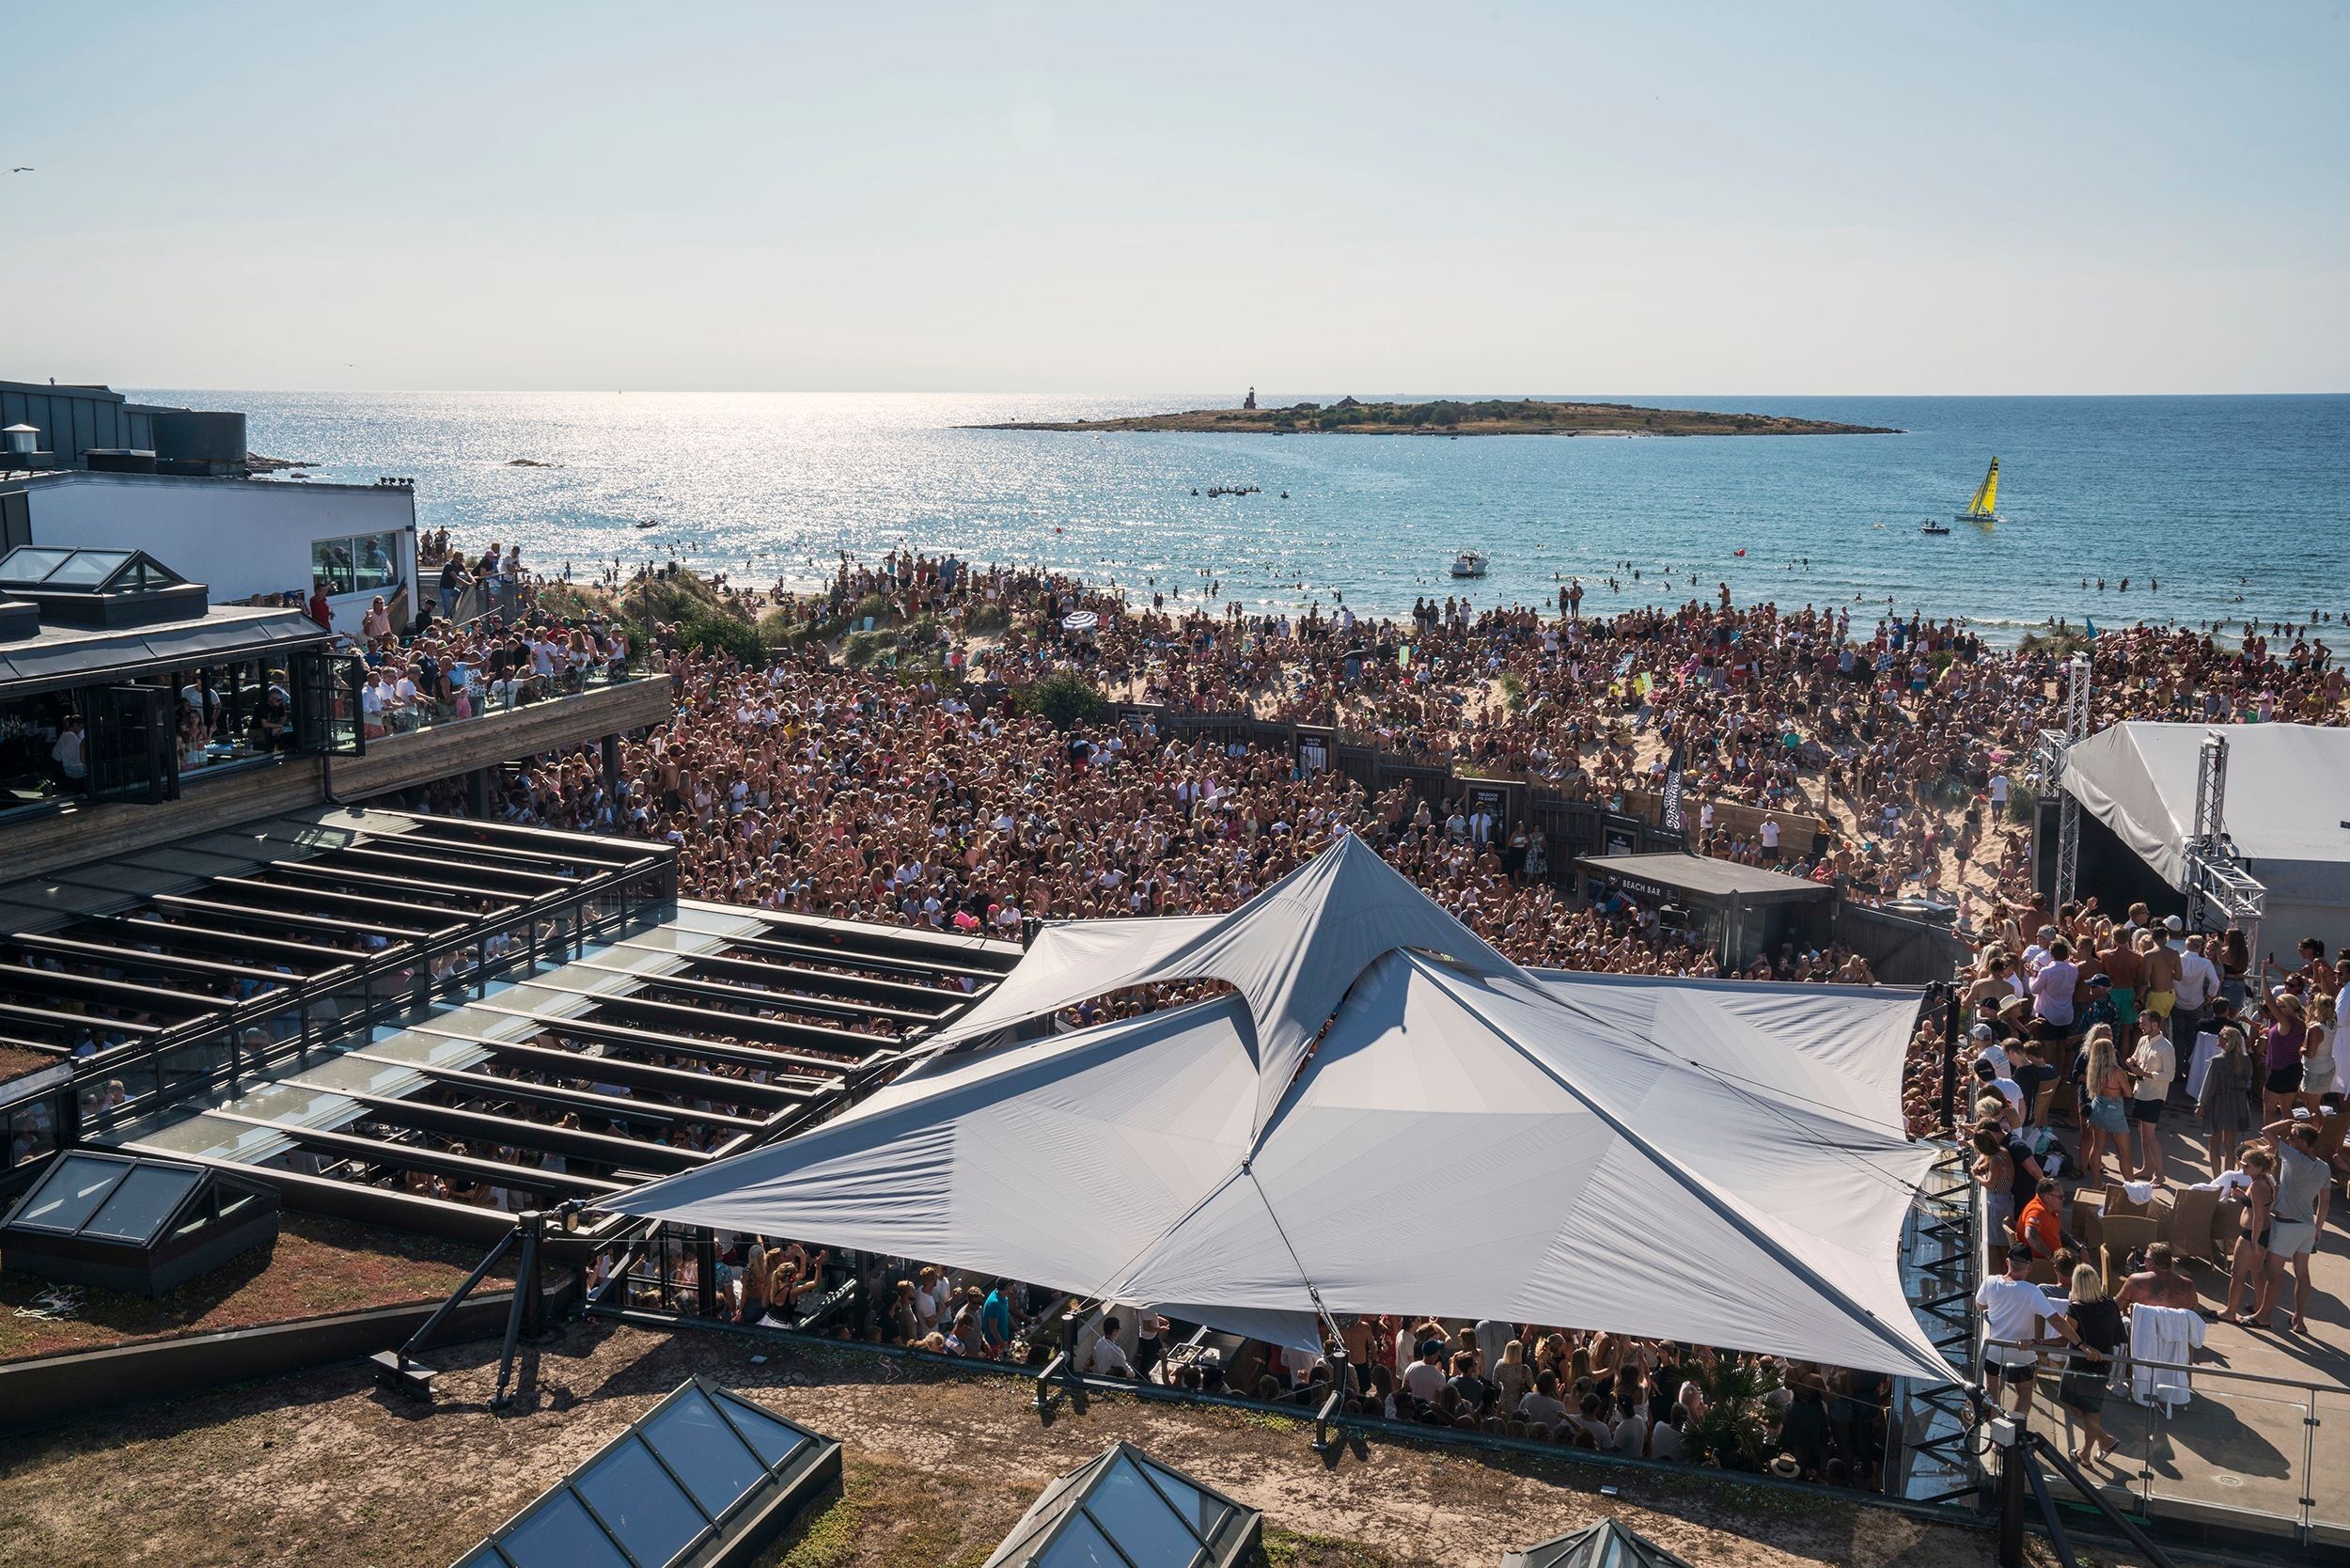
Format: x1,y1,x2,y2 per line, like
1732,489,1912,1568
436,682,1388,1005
140,391,2350,637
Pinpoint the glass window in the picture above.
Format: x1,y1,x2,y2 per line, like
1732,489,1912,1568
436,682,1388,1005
7,1099,58,1169
574,1437,706,1567
164,658,296,774
713,1392,809,1469
311,537,356,597
42,550,133,587
496,1492,632,1568
643,1389,768,1518
0,547,75,584
353,531,400,593
1135,1459,1228,1542
1034,1513,1125,1568
312,533,402,598
1086,1457,1203,1566
82,1164,200,1243
0,691,84,813
14,1154,130,1231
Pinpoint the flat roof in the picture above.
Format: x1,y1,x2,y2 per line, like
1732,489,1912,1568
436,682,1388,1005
2,467,415,500
1573,851,1833,903
26,813,1015,1240
0,603,331,696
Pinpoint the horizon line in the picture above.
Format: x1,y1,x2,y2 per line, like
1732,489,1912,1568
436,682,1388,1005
111,385,2350,400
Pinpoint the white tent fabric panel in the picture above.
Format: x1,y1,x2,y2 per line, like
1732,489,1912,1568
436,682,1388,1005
613,839,1951,1383
2060,721,2350,911
627,1000,1259,1287
920,836,1517,1134
1525,969,1919,1134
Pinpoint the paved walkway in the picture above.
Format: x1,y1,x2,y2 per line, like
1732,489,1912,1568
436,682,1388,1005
2016,1116,2350,1542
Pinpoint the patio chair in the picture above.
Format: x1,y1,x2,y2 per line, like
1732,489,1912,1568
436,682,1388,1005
2069,1194,2104,1254
2161,1186,2221,1266
2211,1195,2246,1259
2097,1214,2160,1295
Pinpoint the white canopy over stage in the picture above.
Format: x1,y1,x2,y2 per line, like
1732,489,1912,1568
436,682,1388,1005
2060,720,2350,964
612,836,1954,1382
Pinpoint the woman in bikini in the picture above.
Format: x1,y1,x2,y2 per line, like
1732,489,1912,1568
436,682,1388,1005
2218,1148,2278,1326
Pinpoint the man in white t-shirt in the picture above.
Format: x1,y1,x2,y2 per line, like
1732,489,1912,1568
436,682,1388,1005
1760,817,1780,855
1976,1244,2060,1413
1402,1341,1448,1403
1086,1316,1135,1378
1989,773,2011,812
2128,1019,2177,1183
50,715,86,784
2173,929,2220,1053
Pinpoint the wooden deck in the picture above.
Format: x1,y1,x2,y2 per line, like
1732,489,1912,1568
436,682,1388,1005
1,677,671,885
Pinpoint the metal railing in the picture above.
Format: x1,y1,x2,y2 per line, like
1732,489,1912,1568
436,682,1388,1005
69,857,675,1137
575,1235,2016,1545
1890,1143,1983,1506
1979,1335,2349,1544
359,645,652,747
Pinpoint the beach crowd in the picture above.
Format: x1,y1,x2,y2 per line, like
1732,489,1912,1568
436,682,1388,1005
392,542,2345,1484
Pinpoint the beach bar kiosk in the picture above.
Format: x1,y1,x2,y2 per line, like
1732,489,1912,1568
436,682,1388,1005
1573,851,1834,970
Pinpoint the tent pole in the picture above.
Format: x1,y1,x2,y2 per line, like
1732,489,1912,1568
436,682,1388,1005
1939,982,1962,1135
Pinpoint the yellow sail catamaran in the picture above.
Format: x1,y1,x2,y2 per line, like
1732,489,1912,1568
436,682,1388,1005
1957,457,2002,525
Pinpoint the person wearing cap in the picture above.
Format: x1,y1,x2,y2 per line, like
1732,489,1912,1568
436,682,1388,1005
1968,1022,2010,1077
2076,972,2119,1038
1975,1243,2062,1414
1974,1057,2024,1115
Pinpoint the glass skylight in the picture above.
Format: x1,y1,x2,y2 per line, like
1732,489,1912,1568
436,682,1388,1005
454,1379,833,1568
983,1444,1254,1568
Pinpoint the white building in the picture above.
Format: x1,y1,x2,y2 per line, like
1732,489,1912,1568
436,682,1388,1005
0,469,415,634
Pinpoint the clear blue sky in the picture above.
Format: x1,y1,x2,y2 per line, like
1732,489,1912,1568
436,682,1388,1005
7,2,2345,393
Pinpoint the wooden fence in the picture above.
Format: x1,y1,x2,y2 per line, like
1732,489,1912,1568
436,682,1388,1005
1110,703,1689,869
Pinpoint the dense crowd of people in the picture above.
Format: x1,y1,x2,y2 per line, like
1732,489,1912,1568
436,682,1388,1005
397,542,2345,1485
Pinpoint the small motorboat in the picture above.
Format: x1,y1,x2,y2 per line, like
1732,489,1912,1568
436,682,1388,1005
1449,550,1489,578
1920,520,1950,536
634,518,659,530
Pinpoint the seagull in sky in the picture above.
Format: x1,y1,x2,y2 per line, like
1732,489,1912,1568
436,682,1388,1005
9,167,32,174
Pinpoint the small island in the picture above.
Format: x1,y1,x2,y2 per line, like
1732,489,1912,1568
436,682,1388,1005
966,395,1896,437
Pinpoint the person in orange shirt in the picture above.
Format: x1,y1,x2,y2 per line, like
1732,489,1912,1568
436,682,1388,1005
2017,1174,2067,1258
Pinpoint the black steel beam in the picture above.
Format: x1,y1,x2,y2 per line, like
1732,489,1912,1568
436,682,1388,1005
267,859,533,912
65,914,361,974
474,1002,864,1076
201,1109,623,1195
656,948,964,1011
303,1088,708,1171
149,893,428,944
400,1027,815,1107
203,875,480,932
574,961,935,1027
342,1052,767,1134
516,980,887,1058
8,933,311,989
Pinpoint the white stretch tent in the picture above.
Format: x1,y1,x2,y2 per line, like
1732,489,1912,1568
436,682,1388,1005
2060,721,2350,964
613,836,1954,1383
